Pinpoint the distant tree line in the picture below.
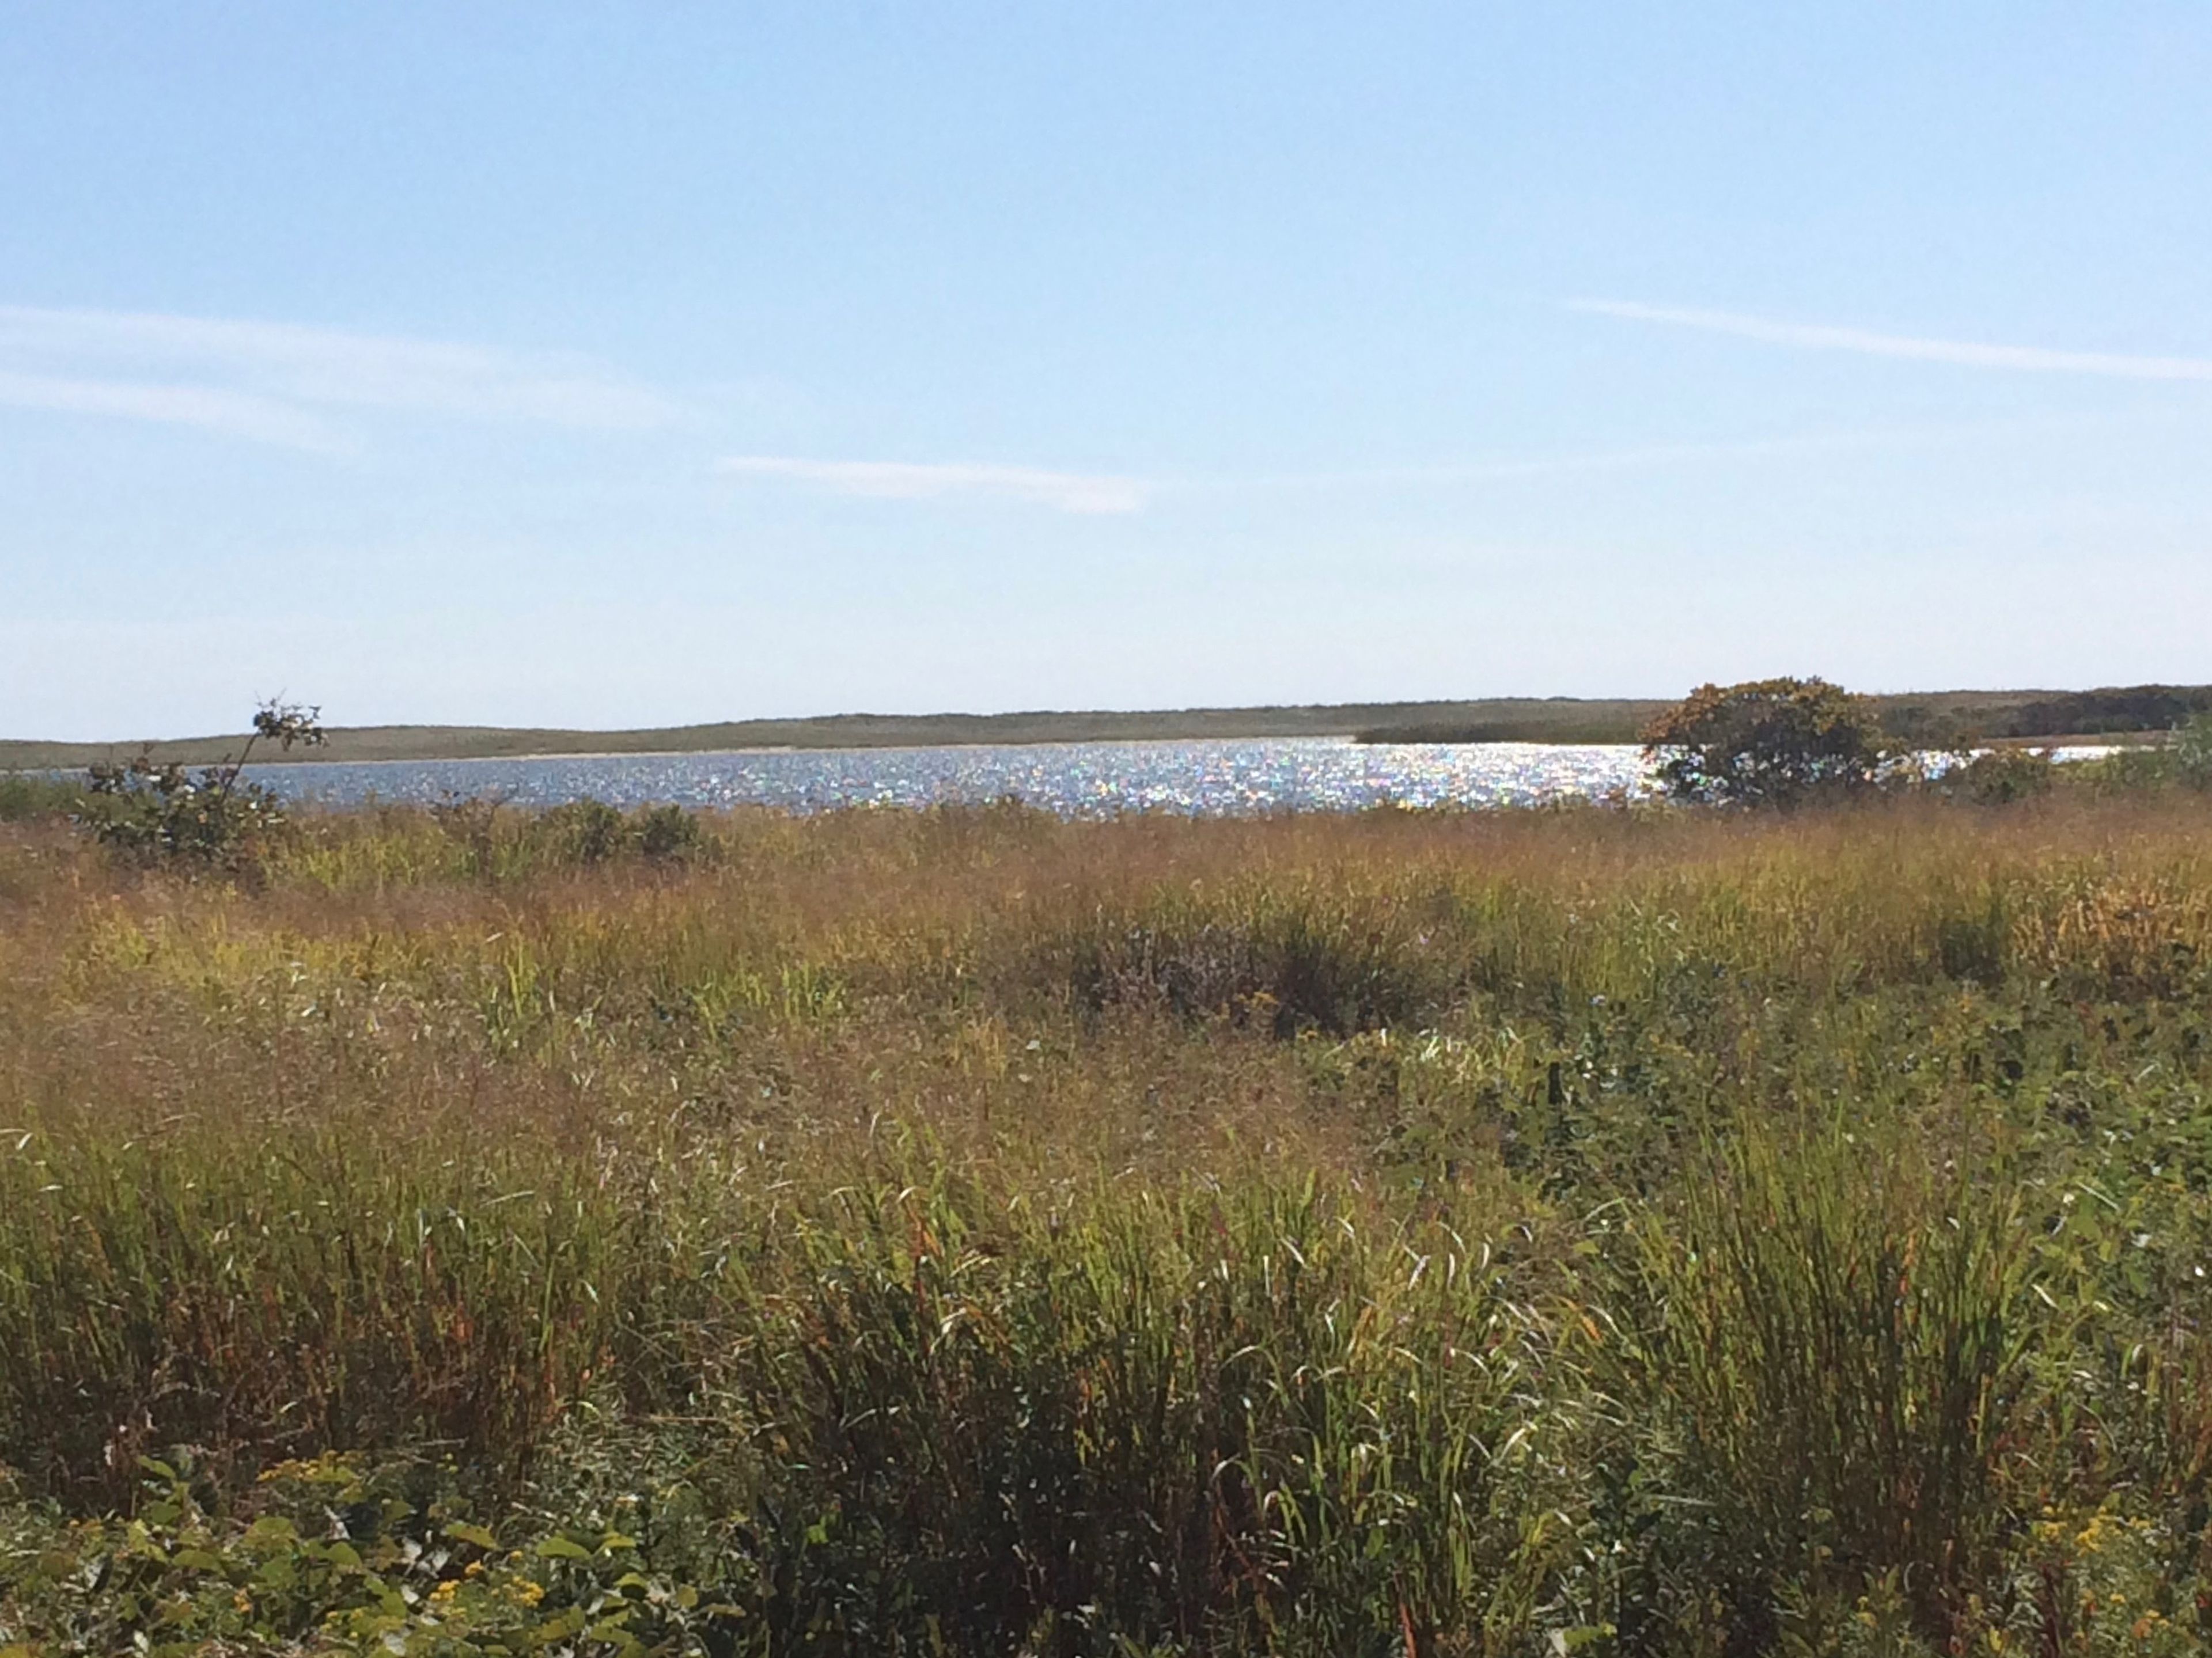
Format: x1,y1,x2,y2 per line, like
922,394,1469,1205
1876,684,2212,743
1363,684,2212,748
1981,684,2212,738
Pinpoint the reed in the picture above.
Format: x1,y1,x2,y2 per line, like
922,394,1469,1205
4,794,2212,1653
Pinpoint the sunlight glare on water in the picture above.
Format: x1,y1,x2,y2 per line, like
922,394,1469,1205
244,739,1657,816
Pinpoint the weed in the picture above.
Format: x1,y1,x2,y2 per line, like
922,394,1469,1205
2,795,2212,1652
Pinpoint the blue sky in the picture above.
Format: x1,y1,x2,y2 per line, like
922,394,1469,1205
4,3,2210,738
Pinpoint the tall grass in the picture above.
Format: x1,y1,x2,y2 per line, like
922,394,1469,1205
5,795,2212,1652
0,773,82,823
1618,1121,2039,1645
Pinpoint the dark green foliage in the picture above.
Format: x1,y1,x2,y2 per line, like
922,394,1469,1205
1642,677,1895,808
543,796,630,864
1355,719,1642,745
76,754,295,864
634,802,704,862
0,1452,753,1656
1985,684,2212,738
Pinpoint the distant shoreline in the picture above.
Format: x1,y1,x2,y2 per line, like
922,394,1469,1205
2,686,2202,770
1,699,1671,769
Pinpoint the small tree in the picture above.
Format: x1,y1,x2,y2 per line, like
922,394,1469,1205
80,699,325,864
1642,677,1892,808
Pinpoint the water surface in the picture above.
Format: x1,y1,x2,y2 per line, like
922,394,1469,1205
246,739,1651,816
240,738,2118,818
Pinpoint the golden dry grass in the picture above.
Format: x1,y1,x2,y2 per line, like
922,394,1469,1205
5,792,2212,1653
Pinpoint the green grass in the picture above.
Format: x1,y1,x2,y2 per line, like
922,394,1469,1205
5,793,2212,1653
0,773,82,821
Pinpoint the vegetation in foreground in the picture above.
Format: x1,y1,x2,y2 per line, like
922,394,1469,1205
3,769,2212,1653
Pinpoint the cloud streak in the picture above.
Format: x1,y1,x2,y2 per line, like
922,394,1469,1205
0,369,349,452
718,456,1148,514
1572,299,2212,381
0,303,680,448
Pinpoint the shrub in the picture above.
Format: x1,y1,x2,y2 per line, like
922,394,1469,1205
634,802,703,862
1642,677,1893,808
0,1452,749,1657
454,798,707,876
1940,746,2059,805
2070,719,2212,796
0,773,84,822
74,700,324,867
540,796,629,864
76,756,294,865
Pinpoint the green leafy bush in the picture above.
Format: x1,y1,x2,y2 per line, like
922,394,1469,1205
74,701,324,867
541,797,630,864
1642,677,1895,808
0,1452,747,1657
632,803,703,863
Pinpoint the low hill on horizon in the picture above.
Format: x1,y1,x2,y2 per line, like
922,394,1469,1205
4,684,2206,770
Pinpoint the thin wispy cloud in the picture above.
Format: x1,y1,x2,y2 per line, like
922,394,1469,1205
718,456,1149,514
0,369,348,452
1572,299,2212,381
1183,412,2101,495
730,415,2089,515
0,303,681,448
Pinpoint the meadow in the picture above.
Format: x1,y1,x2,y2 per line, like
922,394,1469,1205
3,786,2212,1655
